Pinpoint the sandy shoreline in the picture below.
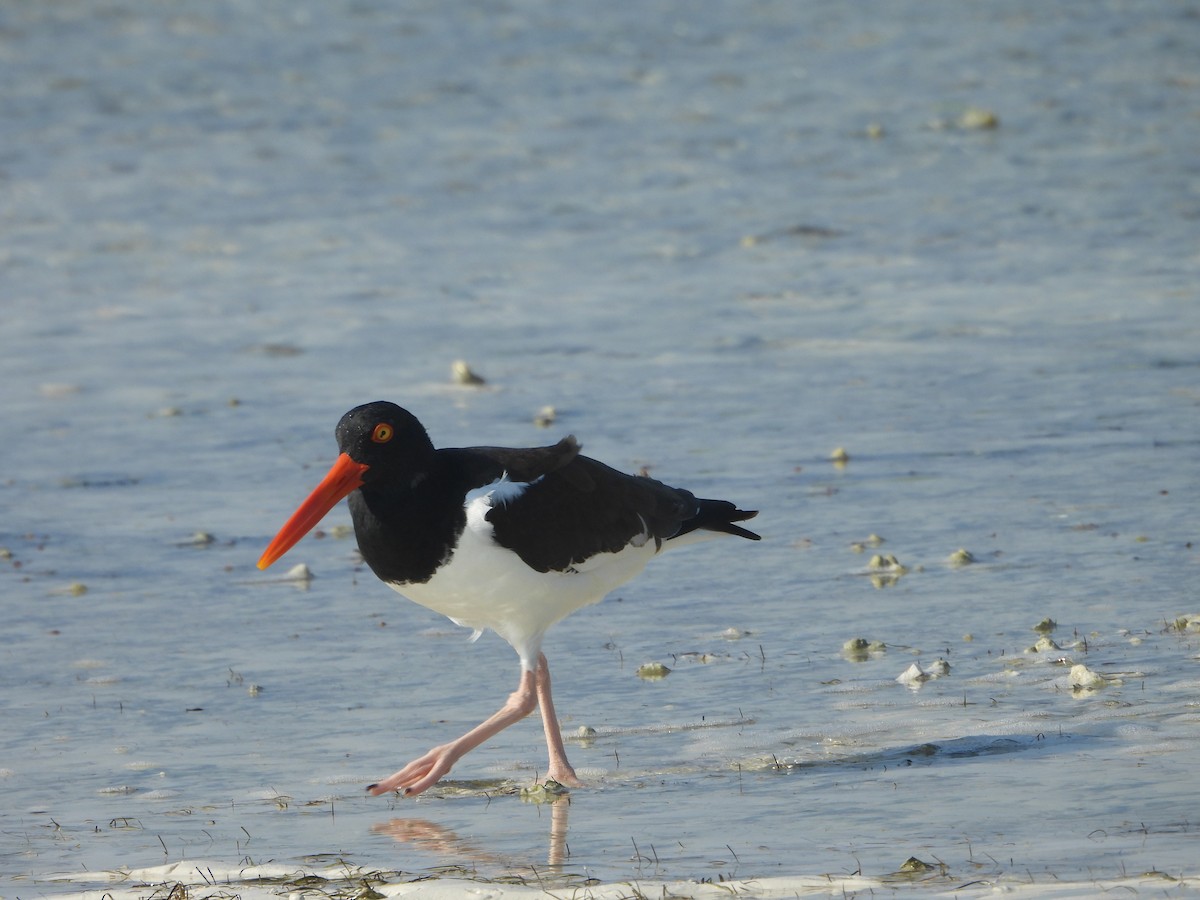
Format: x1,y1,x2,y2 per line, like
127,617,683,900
26,860,1199,899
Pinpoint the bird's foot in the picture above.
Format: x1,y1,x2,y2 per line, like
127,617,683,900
543,764,584,789
367,744,457,798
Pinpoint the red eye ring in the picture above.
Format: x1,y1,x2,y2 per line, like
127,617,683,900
371,422,394,444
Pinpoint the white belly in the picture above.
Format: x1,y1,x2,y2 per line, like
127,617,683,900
387,476,660,668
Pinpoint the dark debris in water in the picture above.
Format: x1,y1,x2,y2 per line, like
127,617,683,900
244,343,304,357
897,856,943,874
765,735,1037,774
58,475,142,489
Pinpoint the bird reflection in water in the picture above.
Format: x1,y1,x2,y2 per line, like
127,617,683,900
372,793,572,872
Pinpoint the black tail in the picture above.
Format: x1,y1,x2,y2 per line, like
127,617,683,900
678,499,761,541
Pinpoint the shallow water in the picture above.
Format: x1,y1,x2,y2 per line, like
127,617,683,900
3,2,1199,897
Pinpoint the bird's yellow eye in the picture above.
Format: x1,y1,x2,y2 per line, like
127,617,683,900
371,422,394,444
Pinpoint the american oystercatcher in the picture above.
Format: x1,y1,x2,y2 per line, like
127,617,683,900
258,401,760,797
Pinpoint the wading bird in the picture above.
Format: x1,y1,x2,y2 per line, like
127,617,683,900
258,401,759,797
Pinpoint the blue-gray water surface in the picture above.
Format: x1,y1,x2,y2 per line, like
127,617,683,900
2,2,1198,897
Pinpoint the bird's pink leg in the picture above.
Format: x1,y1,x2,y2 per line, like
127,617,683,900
368,668,538,797
535,653,583,787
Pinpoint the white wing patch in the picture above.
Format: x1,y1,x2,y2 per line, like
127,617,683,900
630,513,650,548
464,473,536,536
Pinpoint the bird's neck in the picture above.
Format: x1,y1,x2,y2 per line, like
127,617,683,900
348,466,464,585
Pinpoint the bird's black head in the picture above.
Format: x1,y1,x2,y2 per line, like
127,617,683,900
335,401,436,484
258,401,436,570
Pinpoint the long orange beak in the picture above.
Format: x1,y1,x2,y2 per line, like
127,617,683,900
258,453,370,570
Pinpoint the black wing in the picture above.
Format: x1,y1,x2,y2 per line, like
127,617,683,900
448,439,759,574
